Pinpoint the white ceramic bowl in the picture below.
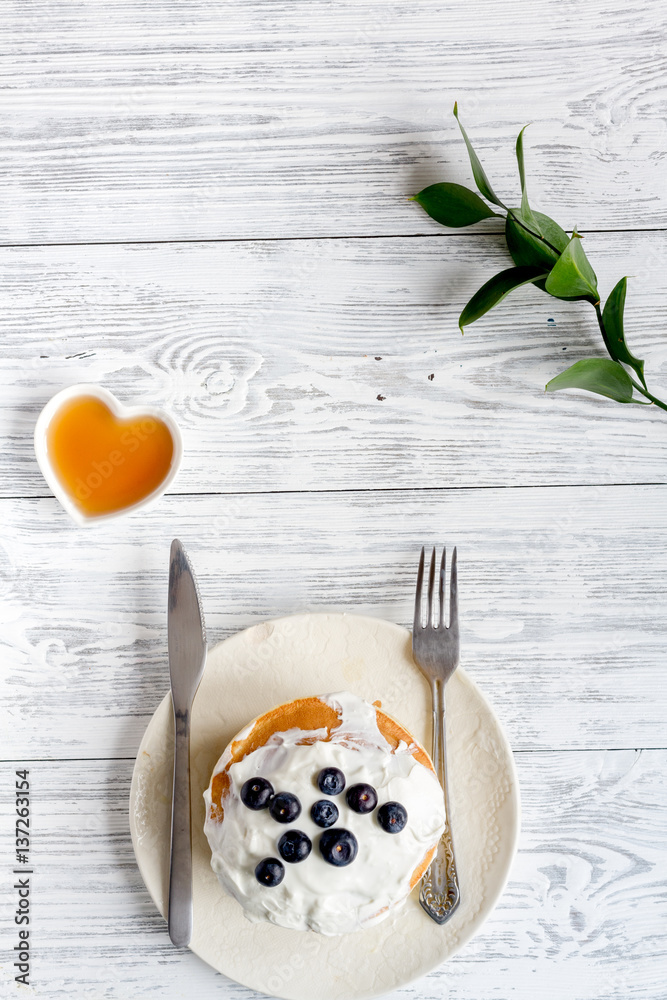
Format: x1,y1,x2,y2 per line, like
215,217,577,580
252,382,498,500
33,383,183,526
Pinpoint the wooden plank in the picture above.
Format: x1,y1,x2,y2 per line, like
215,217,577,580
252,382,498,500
2,485,666,759
0,751,665,997
1,0,667,243
2,232,667,498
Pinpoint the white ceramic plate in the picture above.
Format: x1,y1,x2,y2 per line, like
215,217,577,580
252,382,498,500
129,613,520,1000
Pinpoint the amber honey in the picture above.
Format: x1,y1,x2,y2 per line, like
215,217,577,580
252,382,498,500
45,395,175,517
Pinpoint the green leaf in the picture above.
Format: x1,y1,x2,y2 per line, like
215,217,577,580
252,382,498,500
545,358,644,403
414,182,499,228
515,126,538,229
601,277,646,388
506,210,570,280
453,103,506,209
459,266,548,330
544,236,599,303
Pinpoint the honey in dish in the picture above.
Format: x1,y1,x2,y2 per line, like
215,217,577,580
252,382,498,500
46,395,175,517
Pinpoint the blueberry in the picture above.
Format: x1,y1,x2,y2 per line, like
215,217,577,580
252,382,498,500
310,799,339,828
346,783,378,814
278,829,312,863
240,776,274,810
319,828,358,867
317,767,346,796
269,791,302,824
377,801,408,834
254,857,285,887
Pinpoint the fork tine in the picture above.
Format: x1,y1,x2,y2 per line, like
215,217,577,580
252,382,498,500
449,546,458,630
438,548,446,629
413,546,425,631
427,547,436,627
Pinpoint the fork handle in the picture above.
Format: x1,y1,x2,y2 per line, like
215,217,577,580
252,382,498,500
420,678,461,923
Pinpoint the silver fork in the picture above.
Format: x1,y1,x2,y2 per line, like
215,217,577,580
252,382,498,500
413,546,461,925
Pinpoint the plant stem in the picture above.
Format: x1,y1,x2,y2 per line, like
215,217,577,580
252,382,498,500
593,303,667,410
507,214,666,410
628,378,667,410
594,302,611,354
505,214,666,408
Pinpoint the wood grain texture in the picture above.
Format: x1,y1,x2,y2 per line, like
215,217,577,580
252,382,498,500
2,3,666,996
3,231,667,498
2,486,666,759
1,750,665,999
2,0,667,243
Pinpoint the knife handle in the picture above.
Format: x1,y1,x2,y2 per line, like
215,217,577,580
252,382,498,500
168,704,193,947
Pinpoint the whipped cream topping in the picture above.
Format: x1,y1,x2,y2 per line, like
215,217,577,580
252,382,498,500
203,692,446,935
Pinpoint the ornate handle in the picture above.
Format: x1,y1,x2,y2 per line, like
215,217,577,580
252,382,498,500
419,678,460,924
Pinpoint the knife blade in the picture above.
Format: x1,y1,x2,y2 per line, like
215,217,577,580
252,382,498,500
167,538,207,948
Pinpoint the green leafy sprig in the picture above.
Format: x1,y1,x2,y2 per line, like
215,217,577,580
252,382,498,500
413,105,666,411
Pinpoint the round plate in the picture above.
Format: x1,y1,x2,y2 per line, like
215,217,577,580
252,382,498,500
130,613,520,1000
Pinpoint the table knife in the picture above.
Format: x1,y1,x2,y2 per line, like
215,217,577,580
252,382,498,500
167,538,207,948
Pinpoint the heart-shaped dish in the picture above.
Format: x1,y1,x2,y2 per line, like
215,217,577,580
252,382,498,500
34,383,183,526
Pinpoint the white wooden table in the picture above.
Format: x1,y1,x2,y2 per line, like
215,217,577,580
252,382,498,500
1,2,666,997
